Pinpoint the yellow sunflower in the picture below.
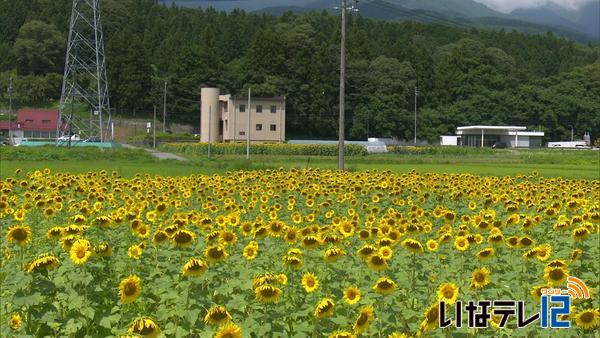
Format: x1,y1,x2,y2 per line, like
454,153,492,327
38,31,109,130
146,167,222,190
530,284,549,303
119,275,142,304
575,308,599,330
282,255,303,269
151,230,168,246
420,303,440,332
204,244,229,263
357,244,378,259
536,244,552,261
182,258,208,277
328,331,354,338
570,248,583,262
367,254,388,271
353,305,375,334
470,267,490,289
6,225,32,246
437,283,459,305
128,244,143,260
243,242,258,260
214,323,242,338
454,236,469,251
373,277,397,295
128,318,159,338
26,254,60,272
254,284,282,303
9,313,22,330
314,298,335,319
69,239,92,265
339,286,361,305
401,238,424,254
204,305,232,326
172,229,196,247
324,247,345,262
543,266,568,286
94,243,112,257
426,239,438,252
378,246,393,260
301,272,319,293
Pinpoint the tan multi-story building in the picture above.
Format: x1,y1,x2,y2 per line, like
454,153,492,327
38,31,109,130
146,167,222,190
200,88,285,143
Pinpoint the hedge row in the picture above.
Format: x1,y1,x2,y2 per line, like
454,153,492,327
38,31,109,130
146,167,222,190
161,142,368,156
387,145,498,155
0,146,154,161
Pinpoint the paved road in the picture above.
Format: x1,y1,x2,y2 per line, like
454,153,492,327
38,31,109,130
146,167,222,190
122,144,189,161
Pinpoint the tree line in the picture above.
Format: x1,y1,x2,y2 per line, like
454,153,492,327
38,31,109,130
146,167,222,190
0,0,598,142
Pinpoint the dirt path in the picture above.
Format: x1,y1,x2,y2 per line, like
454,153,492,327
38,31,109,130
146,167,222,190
122,144,189,161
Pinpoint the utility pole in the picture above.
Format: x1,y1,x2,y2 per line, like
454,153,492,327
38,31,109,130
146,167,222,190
162,80,167,133
153,105,156,149
336,1,358,170
414,86,419,145
247,87,251,160
7,77,12,145
570,126,574,142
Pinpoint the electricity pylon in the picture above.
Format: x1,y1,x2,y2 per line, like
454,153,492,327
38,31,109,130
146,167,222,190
58,0,111,143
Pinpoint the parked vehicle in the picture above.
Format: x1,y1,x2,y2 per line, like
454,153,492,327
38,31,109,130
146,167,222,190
58,134,81,142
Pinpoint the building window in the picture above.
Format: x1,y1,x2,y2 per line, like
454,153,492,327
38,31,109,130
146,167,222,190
239,131,245,136
270,124,277,131
42,120,51,124
256,105,263,113
25,119,34,123
271,105,277,113
239,104,245,112
256,124,262,131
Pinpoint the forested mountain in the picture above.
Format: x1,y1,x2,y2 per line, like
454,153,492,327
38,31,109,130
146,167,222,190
0,0,598,142
511,1,600,41
167,0,599,42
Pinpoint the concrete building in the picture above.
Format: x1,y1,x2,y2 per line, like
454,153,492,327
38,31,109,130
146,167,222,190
200,88,285,143
441,125,544,148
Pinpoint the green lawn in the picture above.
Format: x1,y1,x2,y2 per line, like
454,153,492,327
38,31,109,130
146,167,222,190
1,147,598,179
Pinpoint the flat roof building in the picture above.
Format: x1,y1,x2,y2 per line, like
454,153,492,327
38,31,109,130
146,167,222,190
200,88,285,143
441,125,544,148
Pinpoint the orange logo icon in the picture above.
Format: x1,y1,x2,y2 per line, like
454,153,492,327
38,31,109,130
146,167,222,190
566,276,590,300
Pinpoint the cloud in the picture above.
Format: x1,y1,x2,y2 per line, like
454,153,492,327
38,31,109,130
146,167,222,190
473,0,596,13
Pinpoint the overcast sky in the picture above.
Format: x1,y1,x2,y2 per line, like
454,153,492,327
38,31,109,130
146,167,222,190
473,0,596,12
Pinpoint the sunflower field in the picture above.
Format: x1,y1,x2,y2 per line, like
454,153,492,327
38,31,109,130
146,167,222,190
1,168,598,337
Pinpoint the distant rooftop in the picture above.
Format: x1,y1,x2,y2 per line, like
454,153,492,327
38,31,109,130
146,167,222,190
457,125,527,131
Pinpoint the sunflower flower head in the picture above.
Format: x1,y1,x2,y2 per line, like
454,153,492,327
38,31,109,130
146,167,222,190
204,305,232,326
128,317,159,338
314,298,335,319
119,275,142,304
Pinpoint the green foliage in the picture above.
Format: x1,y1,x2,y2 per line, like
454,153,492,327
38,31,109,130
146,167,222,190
0,2,598,142
0,146,154,162
12,20,64,76
161,142,368,156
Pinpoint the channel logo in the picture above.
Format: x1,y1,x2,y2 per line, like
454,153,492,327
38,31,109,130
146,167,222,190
441,276,590,329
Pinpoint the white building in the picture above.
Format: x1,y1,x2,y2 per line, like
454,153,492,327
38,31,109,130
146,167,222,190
441,125,545,148
200,88,286,143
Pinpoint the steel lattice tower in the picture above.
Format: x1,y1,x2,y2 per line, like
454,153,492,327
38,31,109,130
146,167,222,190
58,0,111,143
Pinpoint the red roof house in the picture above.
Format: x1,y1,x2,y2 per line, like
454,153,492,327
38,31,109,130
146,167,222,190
0,108,66,139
